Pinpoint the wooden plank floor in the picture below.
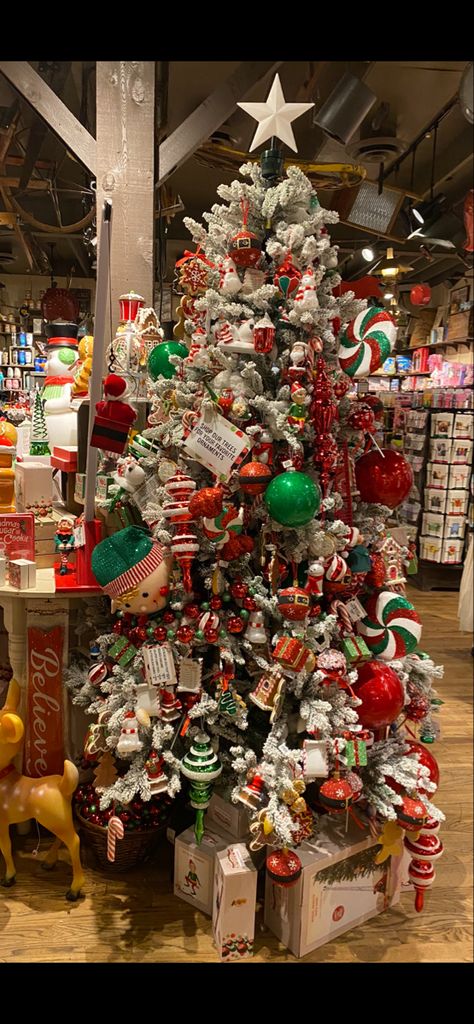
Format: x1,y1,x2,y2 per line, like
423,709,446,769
1,588,472,963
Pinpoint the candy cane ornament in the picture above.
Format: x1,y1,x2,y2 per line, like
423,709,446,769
338,307,397,378
107,814,125,862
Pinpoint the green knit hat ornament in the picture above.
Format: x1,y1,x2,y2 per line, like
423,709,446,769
91,525,165,599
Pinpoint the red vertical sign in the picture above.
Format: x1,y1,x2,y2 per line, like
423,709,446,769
23,625,64,777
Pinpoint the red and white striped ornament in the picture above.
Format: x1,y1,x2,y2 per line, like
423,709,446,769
171,531,200,592
404,818,444,912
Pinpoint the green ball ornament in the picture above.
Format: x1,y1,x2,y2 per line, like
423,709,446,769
148,341,188,381
264,470,321,528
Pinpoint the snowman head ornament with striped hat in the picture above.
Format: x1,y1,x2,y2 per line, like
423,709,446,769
91,525,172,615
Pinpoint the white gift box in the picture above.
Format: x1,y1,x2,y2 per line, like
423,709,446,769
212,843,258,962
174,826,236,916
264,818,403,958
8,558,37,590
15,462,54,512
206,793,250,840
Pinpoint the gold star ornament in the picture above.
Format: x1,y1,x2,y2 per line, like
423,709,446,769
238,73,314,153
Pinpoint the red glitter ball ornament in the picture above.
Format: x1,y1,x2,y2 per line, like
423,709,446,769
230,581,248,600
277,586,310,621
154,626,167,642
266,849,302,887
204,627,219,643
406,692,430,722
163,611,175,624
238,460,272,495
333,377,350,399
188,487,223,519
210,596,223,610
243,596,257,611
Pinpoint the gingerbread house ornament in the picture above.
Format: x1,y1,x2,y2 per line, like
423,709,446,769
378,535,406,592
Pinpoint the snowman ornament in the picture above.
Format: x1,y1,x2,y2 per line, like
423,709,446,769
293,267,319,311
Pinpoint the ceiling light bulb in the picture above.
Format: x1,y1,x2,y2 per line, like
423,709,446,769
412,208,424,224
362,246,375,262
381,266,398,277
384,290,394,299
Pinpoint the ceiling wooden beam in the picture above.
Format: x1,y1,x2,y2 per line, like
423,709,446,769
0,175,49,190
156,61,283,187
0,61,96,173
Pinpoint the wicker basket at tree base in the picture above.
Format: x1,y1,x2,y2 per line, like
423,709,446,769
76,811,164,871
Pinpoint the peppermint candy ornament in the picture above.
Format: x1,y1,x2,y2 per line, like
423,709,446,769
338,306,397,378
202,505,243,548
356,591,422,660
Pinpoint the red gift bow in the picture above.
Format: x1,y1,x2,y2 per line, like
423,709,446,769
175,247,215,268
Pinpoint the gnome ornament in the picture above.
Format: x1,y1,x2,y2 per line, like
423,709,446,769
293,267,319,311
91,525,172,615
287,382,308,432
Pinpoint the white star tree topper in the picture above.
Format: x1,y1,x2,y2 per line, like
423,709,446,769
238,73,314,153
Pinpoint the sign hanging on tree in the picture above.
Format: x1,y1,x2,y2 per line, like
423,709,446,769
183,409,253,482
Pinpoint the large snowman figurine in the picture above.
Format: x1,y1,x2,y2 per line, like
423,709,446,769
91,525,172,616
42,321,79,449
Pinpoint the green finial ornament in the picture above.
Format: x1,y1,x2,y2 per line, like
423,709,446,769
180,731,222,844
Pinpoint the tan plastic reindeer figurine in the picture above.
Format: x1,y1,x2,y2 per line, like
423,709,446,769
0,679,85,900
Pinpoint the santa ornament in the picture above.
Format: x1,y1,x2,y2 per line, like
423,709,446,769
90,374,137,455
91,525,172,615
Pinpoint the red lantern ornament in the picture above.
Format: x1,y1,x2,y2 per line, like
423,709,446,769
230,199,261,267
352,661,405,729
410,284,431,307
355,449,413,509
273,255,302,298
266,849,302,887
395,794,428,832
238,461,272,495
253,313,276,354
405,741,440,793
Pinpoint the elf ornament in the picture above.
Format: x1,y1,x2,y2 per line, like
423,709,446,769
180,731,222,844
91,526,171,616
287,382,308,433
90,374,137,454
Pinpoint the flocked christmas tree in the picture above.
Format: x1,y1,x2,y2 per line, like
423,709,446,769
29,388,51,456
67,76,444,908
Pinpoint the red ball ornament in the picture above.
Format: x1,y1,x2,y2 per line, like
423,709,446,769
238,461,272,495
405,692,430,722
277,586,310,621
184,603,201,620
154,625,167,642
319,777,354,813
177,625,195,644
113,621,123,635
188,487,223,519
405,741,440,792
396,794,428,832
355,449,413,509
266,849,302,887
333,377,350,399
227,616,245,634
210,596,223,611
204,627,219,643
410,284,431,307
243,596,257,611
358,393,384,422
230,581,248,600
352,661,405,729
348,405,375,433
163,611,175,624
